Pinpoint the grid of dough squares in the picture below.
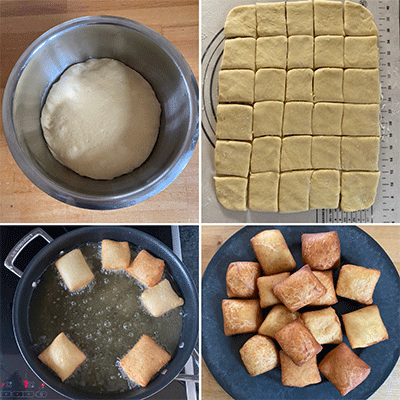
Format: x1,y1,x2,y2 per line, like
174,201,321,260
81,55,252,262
214,0,381,213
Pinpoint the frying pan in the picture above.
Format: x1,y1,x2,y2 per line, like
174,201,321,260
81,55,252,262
4,227,198,399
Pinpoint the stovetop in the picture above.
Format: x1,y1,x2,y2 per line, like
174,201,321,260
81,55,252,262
0,225,198,400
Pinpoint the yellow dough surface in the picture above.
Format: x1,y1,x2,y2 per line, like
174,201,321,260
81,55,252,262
215,0,380,213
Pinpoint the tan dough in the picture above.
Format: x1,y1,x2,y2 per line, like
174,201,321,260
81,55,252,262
224,5,256,38
248,172,279,212
343,69,380,103
256,36,287,69
280,136,312,172
344,36,379,68
285,69,313,101
344,1,379,36
286,1,313,36
342,104,380,136
215,140,252,177
311,136,341,169
219,70,254,104
282,102,313,136
216,104,253,141
41,58,161,180
287,36,314,69
314,0,344,36
314,68,343,103
214,176,248,211
279,171,312,213
253,101,283,137
255,69,286,102
314,36,344,68
309,170,340,210
251,136,281,173
221,38,256,70
341,137,380,171
256,2,286,36
312,103,343,136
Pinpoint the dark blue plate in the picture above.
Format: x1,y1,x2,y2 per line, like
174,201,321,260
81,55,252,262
202,225,400,400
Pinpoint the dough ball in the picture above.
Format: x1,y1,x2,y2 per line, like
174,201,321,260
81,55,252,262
41,58,161,180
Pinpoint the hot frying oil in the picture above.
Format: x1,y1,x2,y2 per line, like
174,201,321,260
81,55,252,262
29,242,183,393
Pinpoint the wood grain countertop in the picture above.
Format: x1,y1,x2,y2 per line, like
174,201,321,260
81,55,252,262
0,0,199,223
201,225,400,400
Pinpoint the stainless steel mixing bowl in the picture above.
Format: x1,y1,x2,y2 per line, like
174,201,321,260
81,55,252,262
2,16,198,209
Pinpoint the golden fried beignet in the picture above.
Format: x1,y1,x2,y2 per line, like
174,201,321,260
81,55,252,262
257,272,290,308
38,332,86,382
272,265,327,312
309,270,338,306
141,279,184,317
222,299,263,336
336,264,380,305
258,304,300,338
55,248,94,292
250,230,296,275
302,231,340,270
318,342,371,396
240,335,279,376
126,249,165,287
280,351,321,387
226,262,261,298
302,307,342,345
119,334,171,387
341,305,388,349
101,239,130,270
275,318,322,366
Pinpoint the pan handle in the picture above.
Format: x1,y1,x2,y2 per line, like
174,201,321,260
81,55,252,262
4,227,53,278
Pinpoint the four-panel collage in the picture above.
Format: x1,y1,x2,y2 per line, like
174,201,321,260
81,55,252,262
0,1,399,400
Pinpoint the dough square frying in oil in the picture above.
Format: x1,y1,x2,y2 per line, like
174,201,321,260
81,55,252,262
101,239,131,271
126,249,164,287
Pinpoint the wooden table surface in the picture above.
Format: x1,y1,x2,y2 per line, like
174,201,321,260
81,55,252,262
0,0,199,223
201,225,400,400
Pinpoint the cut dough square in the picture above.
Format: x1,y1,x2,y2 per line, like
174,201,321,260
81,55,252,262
275,318,322,366
280,352,321,388
302,231,341,271
215,140,252,177
312,103,343,136
344,36,379,68
286,0,313,36
314,68,343,102
55,248,94,292
302,307,342,345
248,172,279,212
311,136,341,169
309,270,338,306
342,305,388,349
224,4,256,38
340,171,380,212
253,101,284,137
343,69,380,103
342,104,380,136
344,1,378,36
251,136,281,172
119,334,171,387
258,304,300,338
256,36,287,69
219,70,254,104
257,272,291,308
287,36,313,69
279,170,312,213
125,249,164,287
255,69,286,102
216,104,253,141
221,38,256,70
282,102,313,136
222,299,263,336
309,170,340,210
256,2,286,36
341,137,380,171
318,343,371,396
226,261,261,298
281,136,312,172
336,264,381,305
141,279,184,317
314,0,344,36
314,36,344,68
38,332,86,382
240,335,279,376
214,176,248,211
272,265,327,312
101,239,130,270
250,229,296,275
286,69,313,101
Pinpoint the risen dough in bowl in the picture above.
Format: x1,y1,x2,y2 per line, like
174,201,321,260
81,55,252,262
41,58,161,180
